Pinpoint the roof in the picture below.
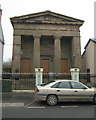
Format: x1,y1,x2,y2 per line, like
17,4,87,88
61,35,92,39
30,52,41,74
84,38,96,49
10,10,84,26
82,39,96,56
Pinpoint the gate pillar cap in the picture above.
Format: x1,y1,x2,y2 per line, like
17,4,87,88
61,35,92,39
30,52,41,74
70,68,80,72
35,68,43,72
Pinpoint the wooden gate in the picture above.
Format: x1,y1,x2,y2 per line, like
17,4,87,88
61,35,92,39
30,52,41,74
21,59,30,73
41,59,49,73
61,59,68,73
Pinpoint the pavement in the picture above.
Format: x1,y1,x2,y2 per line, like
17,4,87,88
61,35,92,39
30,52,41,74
1,91,35,107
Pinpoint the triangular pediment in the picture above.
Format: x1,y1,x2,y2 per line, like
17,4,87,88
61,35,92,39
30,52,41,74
11,10,84,26
25,14,76,23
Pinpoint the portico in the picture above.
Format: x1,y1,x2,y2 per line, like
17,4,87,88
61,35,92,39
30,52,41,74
11,10,84,73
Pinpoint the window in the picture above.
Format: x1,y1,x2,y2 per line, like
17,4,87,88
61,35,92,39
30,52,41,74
51,81,70,89
51,82,60,88
58,82,70,88
71,82,86,89
40,81,55,86
87,68,90,82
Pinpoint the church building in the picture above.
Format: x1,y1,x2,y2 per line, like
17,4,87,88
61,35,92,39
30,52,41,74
11,10,84,73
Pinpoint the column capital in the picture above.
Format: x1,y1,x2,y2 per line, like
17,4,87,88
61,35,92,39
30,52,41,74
33,35,41,39
54,36,61,40
73,36,80,38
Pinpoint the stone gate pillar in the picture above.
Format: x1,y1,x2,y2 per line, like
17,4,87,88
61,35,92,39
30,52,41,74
12,35,21,73
33,36,40,69
54,36,61,73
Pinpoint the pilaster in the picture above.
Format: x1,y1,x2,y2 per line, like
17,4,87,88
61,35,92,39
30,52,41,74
72,36,81,69
12,35,21,73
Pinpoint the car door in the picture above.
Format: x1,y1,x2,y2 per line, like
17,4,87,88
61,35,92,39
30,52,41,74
51,81,76,101
70,81,93,101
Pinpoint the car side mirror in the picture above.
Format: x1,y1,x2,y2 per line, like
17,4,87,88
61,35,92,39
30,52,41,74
83,87,87,90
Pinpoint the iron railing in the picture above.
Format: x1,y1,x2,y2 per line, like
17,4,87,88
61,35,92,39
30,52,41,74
1,72,96,91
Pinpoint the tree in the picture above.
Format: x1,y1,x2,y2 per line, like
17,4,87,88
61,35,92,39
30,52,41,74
3,59,12,73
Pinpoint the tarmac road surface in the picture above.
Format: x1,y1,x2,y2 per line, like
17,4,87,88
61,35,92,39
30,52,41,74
1,92,96,119
2,101,96,119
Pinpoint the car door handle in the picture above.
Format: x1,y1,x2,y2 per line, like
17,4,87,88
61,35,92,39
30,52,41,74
57,90,60,92
74,91,78,92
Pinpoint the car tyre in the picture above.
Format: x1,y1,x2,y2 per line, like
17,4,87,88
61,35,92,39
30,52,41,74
93,95,96,105
46,95,58,106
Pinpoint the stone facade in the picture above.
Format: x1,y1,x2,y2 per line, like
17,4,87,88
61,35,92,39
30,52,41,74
11,10,84,73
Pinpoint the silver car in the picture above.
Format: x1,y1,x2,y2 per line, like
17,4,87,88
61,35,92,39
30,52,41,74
35,80,96,106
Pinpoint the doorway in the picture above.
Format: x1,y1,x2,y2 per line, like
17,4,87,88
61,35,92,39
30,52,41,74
41,59,49,73
61,59,69,73
21,59,30,73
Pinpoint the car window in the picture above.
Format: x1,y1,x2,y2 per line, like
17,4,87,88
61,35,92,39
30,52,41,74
51,81,71,88
40,81,55,86
57,82,70,88
71,82,86,89
51,82,60,88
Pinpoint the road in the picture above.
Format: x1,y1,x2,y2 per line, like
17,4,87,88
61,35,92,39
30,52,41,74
2,101,96,119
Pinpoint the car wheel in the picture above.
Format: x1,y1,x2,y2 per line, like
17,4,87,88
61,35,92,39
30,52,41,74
46,95,58,106
93,95,96,105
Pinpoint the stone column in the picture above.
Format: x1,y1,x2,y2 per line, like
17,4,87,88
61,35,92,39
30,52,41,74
33,36,40,69
12,35,21,73
72,36,81,69
54,36,61,73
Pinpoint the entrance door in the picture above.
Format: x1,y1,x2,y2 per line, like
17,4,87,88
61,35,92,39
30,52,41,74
21,59,30,73
41,59,49,73
61,59,68,73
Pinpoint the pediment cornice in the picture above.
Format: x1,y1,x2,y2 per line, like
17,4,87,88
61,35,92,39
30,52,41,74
10,10,84,26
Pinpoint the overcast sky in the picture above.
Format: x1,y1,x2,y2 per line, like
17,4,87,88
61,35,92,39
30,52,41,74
0,0,95,62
